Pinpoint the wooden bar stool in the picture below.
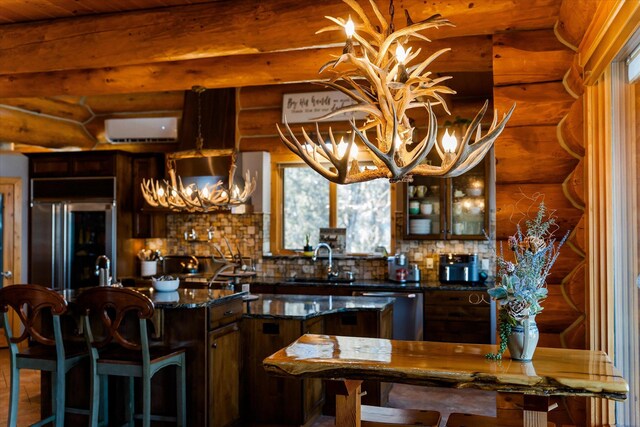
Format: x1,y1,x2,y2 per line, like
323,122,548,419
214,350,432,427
0,284,87,427
76,286,186,427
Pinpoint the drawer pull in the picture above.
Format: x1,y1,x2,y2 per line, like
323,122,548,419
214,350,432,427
223,310,234,316
212,342,218,349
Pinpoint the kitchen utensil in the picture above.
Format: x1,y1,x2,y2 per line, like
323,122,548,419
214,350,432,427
409,201,420,215
416,186,426,198
420,203,433,215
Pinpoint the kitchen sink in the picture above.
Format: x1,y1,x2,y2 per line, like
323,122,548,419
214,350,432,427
285,277,355,284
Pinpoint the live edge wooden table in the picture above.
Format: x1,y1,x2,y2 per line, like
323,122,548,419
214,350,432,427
263,334,628,427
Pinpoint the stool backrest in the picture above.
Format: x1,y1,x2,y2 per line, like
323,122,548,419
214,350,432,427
76,287,154,351
0,284,67,346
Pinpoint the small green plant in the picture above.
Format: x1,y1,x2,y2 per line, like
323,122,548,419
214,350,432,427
485,199,569,360
305,234,310,247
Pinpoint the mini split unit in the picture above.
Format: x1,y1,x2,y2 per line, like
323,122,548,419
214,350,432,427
105,117,179,143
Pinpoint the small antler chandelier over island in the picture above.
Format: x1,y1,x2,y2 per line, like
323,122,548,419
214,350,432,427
141,86,256,212
277,0,515,184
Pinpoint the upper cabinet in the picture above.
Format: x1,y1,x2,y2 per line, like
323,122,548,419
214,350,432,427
403,149,493,240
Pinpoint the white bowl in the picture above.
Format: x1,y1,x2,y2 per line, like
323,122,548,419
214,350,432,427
152,278,180,292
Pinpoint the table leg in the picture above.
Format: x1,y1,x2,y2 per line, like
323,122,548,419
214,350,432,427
334,379,363,427
523,395,549,427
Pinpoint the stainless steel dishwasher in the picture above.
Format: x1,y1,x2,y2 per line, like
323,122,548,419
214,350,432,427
352,290,423,341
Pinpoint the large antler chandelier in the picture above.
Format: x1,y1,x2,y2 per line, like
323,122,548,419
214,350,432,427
141,87,256,212
277,0,515,184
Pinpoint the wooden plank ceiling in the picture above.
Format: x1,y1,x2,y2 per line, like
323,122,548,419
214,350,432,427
0,0,563,151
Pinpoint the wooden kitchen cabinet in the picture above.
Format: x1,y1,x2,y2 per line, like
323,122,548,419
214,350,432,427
132,153,166,238
242,315,324,426
403,149,493,240
424,289,496,344
209,323,241,427
209,298,243,427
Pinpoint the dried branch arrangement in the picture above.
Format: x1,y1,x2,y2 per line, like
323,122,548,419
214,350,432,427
277,0,515,184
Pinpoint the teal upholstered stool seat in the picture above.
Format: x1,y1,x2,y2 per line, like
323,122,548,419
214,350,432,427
0,284,88,427
77,286,186,427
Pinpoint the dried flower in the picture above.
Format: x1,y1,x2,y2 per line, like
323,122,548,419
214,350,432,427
485,200,569,359
488,202,569,325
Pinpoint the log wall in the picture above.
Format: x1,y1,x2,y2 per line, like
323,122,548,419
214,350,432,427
492,29,582,351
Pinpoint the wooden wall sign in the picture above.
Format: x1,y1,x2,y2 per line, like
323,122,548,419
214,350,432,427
282,91,367,124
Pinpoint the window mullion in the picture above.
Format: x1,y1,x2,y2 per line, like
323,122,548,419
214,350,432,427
329,181,337,227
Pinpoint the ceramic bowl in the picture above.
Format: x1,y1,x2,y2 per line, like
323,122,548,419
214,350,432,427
153,291,180,303
152,278,180,292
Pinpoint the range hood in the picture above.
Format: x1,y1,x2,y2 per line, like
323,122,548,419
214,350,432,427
173,87,236,182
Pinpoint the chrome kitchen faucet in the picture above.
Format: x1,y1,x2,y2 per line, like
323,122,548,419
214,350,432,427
313,243,338,280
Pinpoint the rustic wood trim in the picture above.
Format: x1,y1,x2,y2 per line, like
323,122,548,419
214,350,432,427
609,61,640,426
585,74,616,427
329,183,337,228
581,2,640,423
580,0,640,85
0,177,23,347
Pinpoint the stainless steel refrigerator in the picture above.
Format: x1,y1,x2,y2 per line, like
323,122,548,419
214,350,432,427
30,178,116,290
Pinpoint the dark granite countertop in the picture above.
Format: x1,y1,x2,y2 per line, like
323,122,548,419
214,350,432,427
252,277,489,292
59,287,246,309
243,293,394,320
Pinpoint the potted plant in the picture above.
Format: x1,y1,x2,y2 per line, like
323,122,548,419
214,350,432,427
303,234,314,256
486,201,569,361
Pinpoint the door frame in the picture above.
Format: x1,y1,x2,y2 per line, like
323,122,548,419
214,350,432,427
0,177,23,345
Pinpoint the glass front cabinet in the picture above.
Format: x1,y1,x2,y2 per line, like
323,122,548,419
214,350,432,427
403,150,492,240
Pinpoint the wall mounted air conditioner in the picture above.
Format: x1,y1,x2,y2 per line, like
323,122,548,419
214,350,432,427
105,117,179,143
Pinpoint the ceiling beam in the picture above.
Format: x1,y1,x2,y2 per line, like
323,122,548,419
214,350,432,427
0,0,560,75
0,97,93,121
0,36,492,97
0,106,96,149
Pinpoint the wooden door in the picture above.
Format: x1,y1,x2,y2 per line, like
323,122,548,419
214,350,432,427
0,178,23,348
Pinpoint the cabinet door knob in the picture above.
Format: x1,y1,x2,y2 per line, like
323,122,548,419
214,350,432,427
212,342,218,349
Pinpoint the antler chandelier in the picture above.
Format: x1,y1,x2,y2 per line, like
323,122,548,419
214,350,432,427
141,86,256,212
277,0,515,184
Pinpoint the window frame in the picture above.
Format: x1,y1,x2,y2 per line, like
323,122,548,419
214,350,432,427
270,156,396,254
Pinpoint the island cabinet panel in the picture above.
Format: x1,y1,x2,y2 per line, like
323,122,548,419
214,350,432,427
424,290,495,344
209,323,241,427
208,297,243,427
242,316,324,426
323,308,393,415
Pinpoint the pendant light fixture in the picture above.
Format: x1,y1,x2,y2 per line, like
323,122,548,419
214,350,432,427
277,0,515,184
141,86,256,212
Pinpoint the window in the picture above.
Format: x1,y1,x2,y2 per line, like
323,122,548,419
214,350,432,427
281,164,391,253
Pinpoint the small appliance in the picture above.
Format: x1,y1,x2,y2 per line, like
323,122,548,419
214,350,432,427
439,253,480,284
388,253,421,283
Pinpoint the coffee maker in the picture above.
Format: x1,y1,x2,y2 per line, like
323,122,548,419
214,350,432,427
388,253,421,283
439,253,480,284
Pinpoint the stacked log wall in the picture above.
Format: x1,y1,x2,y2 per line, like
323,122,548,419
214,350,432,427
492,29,584,350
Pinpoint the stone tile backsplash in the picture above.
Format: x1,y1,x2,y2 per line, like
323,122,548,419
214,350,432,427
149,211,496,281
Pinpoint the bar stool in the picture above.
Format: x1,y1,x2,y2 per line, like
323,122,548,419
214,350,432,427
76,286,186,427
0,284,87,427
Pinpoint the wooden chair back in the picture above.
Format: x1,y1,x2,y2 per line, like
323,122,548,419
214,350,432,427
75,287,154,351
0,284,67,346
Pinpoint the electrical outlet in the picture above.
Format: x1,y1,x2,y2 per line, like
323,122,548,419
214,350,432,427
426,258,434,269
481,258,490,271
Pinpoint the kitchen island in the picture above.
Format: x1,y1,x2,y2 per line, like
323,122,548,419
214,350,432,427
249,278,495,344
44,287,245,427
242,293,394,426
